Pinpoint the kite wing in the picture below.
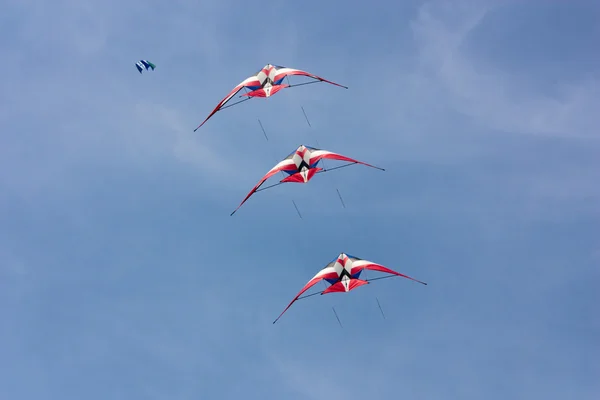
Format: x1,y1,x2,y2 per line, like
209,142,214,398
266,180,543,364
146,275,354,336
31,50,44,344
309,149,385,171
273,262,340,324
230,158,298,216
194,74,264,131
136,60,156,74
273,66,348,90
142,60,156,70
347,254,427,286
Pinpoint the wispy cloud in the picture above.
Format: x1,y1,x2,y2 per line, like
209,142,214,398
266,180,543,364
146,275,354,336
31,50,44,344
408,1,600,138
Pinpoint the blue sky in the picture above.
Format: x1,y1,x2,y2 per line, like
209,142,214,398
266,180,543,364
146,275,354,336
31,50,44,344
1,0,599,398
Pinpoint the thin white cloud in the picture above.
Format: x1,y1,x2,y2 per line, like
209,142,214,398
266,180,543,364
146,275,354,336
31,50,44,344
131,101,239,182
409,1,600,138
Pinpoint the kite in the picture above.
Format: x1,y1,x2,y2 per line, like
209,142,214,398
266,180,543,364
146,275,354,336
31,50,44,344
230,145,384,216
273,253,427,324
194,64,348,131
135,60,156,74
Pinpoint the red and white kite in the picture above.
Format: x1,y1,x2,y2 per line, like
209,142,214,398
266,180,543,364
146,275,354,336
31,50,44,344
230,145,384,216
194,64,347,131
273,253,427,324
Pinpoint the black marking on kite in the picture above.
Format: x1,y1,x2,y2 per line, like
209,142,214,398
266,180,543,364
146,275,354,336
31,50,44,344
339,267,352,281
332,307,343,328
292,200,303,219
258,119,269,141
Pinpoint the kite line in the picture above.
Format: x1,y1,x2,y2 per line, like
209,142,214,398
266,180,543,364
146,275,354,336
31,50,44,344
257,119,269,141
